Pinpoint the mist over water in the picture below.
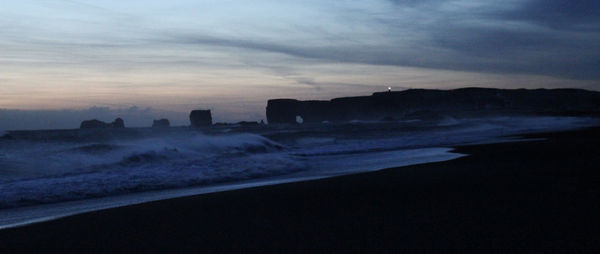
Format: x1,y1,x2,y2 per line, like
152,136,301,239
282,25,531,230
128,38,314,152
0,116,598,208
0,132,301,208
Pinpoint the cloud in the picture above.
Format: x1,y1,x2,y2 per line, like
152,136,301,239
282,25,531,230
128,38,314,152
425,1,600,79
155,0,597,81
167,28,599,81
4,0,599,81
499,0,600,30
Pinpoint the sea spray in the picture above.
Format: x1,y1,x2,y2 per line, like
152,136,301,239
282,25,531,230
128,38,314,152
0,116,598,208
0,133,298,208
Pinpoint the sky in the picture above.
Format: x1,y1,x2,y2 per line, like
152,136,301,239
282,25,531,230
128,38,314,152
1,0,599,130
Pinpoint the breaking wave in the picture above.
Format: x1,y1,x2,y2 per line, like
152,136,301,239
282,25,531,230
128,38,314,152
0,116,598,208
0,133,299,208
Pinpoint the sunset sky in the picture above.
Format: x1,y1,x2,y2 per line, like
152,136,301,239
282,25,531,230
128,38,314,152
1,0,599,129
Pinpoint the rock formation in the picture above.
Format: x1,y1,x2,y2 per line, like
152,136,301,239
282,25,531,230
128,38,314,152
80,119,106,129
189,110,212,127
80,118,125,129
112,118,125,128
152,119,170,128
266,88,600,124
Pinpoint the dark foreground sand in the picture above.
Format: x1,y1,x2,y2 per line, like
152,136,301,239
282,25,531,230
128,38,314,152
1,127,600,253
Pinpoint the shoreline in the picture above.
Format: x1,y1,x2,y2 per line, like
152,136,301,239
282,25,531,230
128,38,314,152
0,147,463,230
1,126,600,252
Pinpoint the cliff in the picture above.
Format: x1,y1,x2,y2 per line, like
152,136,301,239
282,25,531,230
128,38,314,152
266,88,600,124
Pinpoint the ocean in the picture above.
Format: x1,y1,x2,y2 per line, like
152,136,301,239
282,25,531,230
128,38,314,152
0,116,598,228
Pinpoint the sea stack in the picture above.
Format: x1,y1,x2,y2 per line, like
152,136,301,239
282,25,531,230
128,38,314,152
80,118,125,129
111,118,125,128
152,119,170,128
189,110,212,127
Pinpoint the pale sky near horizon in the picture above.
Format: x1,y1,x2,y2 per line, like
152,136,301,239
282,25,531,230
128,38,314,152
1,0,599,129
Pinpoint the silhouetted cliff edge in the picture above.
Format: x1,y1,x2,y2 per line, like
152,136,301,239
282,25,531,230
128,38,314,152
266,88,600,124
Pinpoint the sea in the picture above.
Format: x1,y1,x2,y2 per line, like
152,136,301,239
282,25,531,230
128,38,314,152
0,116,598,228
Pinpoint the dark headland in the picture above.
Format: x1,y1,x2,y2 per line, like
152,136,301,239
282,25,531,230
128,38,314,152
1,126,600,253
267,88,600,124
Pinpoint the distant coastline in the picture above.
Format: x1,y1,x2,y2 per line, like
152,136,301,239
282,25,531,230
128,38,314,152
2,87,599,132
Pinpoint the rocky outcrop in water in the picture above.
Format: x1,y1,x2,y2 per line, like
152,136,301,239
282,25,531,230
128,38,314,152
80,118,125,129
112,118,125,128
152,119,170,128
266,88,600,124
189,110,212,127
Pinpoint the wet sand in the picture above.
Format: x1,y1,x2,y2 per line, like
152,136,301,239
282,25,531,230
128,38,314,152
1,127,600,253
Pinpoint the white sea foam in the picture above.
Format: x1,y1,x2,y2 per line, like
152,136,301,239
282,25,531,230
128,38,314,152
0,133,299,208
0,147,463,230
293,116,598,156
0,116,598,212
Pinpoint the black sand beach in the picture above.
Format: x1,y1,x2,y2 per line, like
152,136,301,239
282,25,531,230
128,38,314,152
1,127,600,253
